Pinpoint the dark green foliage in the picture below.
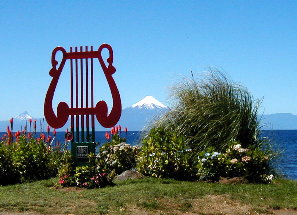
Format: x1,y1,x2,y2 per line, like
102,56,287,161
138,71,276,183
0,134,66,185
137,127,197,180
0,144,19,185
12,136,53,181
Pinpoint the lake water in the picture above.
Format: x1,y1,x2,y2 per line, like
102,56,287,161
1,130,296,180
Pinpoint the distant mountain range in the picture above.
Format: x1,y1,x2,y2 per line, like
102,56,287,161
0,96,169,132
260,113,297,130
1,97,297,132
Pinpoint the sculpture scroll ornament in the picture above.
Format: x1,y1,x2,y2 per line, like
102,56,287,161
44,44,122,129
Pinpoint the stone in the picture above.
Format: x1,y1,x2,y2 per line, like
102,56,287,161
114,170,145,181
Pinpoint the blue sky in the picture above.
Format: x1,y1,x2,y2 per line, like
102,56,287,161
0,1,297,120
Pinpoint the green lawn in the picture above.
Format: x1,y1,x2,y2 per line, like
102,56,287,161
0,177,296,214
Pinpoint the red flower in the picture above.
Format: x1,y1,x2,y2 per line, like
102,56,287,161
27,133,32,139
40,133,45,141
47,126,50,135
117,125,122,131
6,126,10,134
105,132,110,140
124,127,128,133
9,118,13,130
53,128,57,136
47,136,52,143
15,131,21,138
29,119,32,130
111,127,115,135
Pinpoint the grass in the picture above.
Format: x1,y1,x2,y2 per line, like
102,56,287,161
0,177,297,214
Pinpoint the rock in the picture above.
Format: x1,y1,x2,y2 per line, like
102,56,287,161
114,170,145,181
219,177,248,184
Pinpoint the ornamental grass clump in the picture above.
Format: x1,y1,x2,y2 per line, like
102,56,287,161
138,71,276,183
163,71,261,151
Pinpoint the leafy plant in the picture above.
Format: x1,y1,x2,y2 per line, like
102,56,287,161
0,132,67,185
96,133,139,175
0,144,19,185
137,126,197,180
58,154,114,189
196,141,276,183
139,71,277,183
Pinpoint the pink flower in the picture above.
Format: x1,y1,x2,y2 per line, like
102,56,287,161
58,180,65,184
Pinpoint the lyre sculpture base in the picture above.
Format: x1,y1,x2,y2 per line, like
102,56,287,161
44,44,122,166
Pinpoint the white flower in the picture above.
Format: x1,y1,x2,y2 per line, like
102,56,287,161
211,152,221,158
267,174,274,181
233,144,241,150
205,152,211,157
230,158,238,164
149,153,155,157
242,156,251,163
237,148,248,153
201,158,207,162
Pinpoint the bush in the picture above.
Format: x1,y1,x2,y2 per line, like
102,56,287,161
137,127,197,180
196,141,276,183
96,134,139,175
58,154,114,189
139,71,276,183
0,144,19,185
0,133,67,185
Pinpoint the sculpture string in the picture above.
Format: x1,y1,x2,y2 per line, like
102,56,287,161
44,44,121,143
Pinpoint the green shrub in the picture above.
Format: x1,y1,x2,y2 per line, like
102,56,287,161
12,135,57,181
137,127,197,180
96,134,139,174
196,141,276,183
58,154,114,189
139,71,277,183
0,144,19,185
0,134,67,185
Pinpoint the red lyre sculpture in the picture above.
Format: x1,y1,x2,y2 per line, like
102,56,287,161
44,44,121,146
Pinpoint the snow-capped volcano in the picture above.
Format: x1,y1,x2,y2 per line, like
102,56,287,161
131,96,167,109
15,111,33,120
